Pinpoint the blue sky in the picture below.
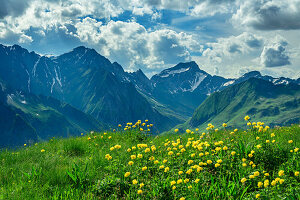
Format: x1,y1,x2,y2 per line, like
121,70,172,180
0,0,299,78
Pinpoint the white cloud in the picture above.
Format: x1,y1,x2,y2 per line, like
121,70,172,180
202,32,264,63
260,35,290,67
233,0,300,30
76,20,200,73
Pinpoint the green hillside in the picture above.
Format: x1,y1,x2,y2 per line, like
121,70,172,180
0,119,299,199
174,78,300,132
0,79,104,148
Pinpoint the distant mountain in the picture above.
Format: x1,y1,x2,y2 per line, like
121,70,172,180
0,79,104,148
0,43,298,140
149,61,231,117
174,78,300,132
0,44,181,133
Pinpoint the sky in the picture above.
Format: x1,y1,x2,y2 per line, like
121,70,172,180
0,0,300,79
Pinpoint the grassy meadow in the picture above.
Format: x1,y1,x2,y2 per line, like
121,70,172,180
0,117,299,199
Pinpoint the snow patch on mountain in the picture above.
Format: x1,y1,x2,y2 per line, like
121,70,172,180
223,80,235,87
189,73,207,92
160,67,190,78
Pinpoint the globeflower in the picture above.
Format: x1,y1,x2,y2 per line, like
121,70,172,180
137,190,142,195
41,149,45,153
164,167,170,172
295,171,299,176
223,123,227,127
178,171,183,175
124,172,130,177
288,140,293,144
132,179,138,185
278,170,284,176
142,166,147,171
241,178,247,183
244,115,250,121
128,161,134,166
264,179,269,188
257,182,263,188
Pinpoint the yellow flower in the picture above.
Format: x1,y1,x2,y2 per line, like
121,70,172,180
264,173,269,176
223,146,228,150
108,136,112,139
242,158,246,162
178,171,183,175
188,160,194,165
159,165,165,169
177,179,183,184
168,151,174,156
217,159,222,164
257,182,263,188
40,149,45,153
184,178,189,183
145,148,150,153
154,160,159,164
172,186,176,190
88,137,91,140
256,137,260,140
278,170,284,176
234,128,238,132
271,180,276,186
128,161,134,166
197,167,203,172
186,169,193,175
207,160,212,164
241,178,247,183
248,154,253,158
231,151,236,156
164,167,170,172
242,163,247,167
124,172,130,177
170,181,176,186
132,179,138,185
288,140,293,144
142,166,147,171
264,179,269,188
272,140,275,143
137,154,143,158
279,179,284,184
266,140,270,143
249,175,255,179
137,190,142,195
110,147,115,151
174,129,179,133
222,123,227,127
179,197,185,200
294,148,299,152
195,128,199,131
244,115,250,121
295,171,299,176
254,171,260,176
131,155,136,160
195,178,200,183
215,163,220,167
256,194,260,199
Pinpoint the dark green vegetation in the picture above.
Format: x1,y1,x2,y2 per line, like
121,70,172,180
174,78,300,132
0,79,103,148
0,122,299,199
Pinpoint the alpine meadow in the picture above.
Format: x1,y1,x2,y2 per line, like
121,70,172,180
0,0,299,199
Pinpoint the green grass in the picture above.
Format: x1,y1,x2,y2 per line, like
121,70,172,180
0,121,299,199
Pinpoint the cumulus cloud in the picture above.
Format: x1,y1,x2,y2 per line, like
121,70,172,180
260,36,291,67
203,32,264,63
75,20,199,73
0,0,32,19
233,0,300,30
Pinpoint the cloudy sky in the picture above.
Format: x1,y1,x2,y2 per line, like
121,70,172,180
0,0,300,78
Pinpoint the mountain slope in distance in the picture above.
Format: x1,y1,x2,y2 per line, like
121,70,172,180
174,78,300,132
0,79,104,148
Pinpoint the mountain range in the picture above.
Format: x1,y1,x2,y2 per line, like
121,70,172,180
0,43,299,147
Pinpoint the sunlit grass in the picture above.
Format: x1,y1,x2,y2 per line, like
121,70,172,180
0,118,299,199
